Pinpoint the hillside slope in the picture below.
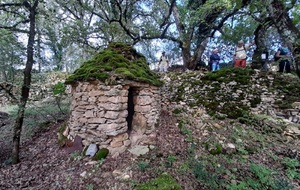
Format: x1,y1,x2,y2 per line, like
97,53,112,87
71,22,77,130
1,68,300,190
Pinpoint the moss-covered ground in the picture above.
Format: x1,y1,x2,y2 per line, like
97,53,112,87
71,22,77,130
166,68,300,119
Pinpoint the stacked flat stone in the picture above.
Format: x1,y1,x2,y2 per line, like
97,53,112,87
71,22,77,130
67,80,161,155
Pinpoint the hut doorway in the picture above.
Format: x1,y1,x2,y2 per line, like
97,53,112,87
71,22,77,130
127,87,135,133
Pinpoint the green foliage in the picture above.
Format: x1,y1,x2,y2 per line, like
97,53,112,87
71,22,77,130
65,42,162,86
273,177,293,190
52,82,66,95
180,126,193,142
0,29,25,82
86,184,94,190
249,163,275,188
137,161,150,172
52,81,69,115
282,157,300,169
165,155,177,167
172,108,182,115
227,163,293,190
192,160,221,189
70,151,82,160
227,181,251,190
134,173,182,190
209,144,223,155
213,113,226,120
282,158,300,180
92,148,109,161
8,99,70,138
221,10,258,44
272,74,300,109
178,162,190,173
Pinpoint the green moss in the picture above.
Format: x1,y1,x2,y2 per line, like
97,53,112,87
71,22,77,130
172,108,182,115
170,67,300,122
65,42,162,86
92,148,109,161
115,68,136,79
209,144,223,155
202,67,253,85
134,173,183,190
272,74,300,109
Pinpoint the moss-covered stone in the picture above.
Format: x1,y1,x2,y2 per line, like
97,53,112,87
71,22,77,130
134,173,183,190
169,67,267,119
271,74,300,109
92,148,109,161
202,67,254,85
65,42,162,86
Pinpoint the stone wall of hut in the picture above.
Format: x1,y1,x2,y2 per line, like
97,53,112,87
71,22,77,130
67,80,161,154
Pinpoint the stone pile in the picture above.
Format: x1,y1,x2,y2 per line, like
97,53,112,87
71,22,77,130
160,70,300,124
0,72,69,106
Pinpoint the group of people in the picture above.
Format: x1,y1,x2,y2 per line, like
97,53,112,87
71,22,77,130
158,41,292,73
208,40,255,71
207,40,253,71
209,40,292,73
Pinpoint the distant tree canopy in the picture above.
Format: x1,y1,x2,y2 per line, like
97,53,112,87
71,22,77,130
1,0,299,72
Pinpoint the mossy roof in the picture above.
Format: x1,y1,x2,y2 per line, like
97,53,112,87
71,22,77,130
65,42,162,86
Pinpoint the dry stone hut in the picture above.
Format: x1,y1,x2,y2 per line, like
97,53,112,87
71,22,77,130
65,42,162,155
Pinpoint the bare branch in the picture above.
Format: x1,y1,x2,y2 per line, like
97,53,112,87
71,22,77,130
0,3,23,7
0,18,30,33
160,0,176,29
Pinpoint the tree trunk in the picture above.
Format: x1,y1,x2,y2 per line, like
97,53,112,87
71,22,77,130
12,0,38,164
37,24,42,73
172,4,191,69
252,19,273,69
172,3,207,70
191,39,208,70
181,43,192,69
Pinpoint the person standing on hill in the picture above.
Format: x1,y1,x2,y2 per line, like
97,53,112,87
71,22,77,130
210,48,221,71
234,40,255,68
158,51,169,72
276,42,291,73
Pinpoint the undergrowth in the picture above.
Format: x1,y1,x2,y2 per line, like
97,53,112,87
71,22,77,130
9,99,69,138
151,106,298,190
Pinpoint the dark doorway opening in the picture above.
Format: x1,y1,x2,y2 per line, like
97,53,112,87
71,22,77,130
127,87,134,132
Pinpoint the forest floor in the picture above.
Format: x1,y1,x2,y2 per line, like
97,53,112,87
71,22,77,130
1,70,300,190
0,109,195,190
1,106,300,190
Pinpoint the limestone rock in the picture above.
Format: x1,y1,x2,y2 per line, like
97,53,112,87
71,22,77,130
85,144,98,157
128,145,150,156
